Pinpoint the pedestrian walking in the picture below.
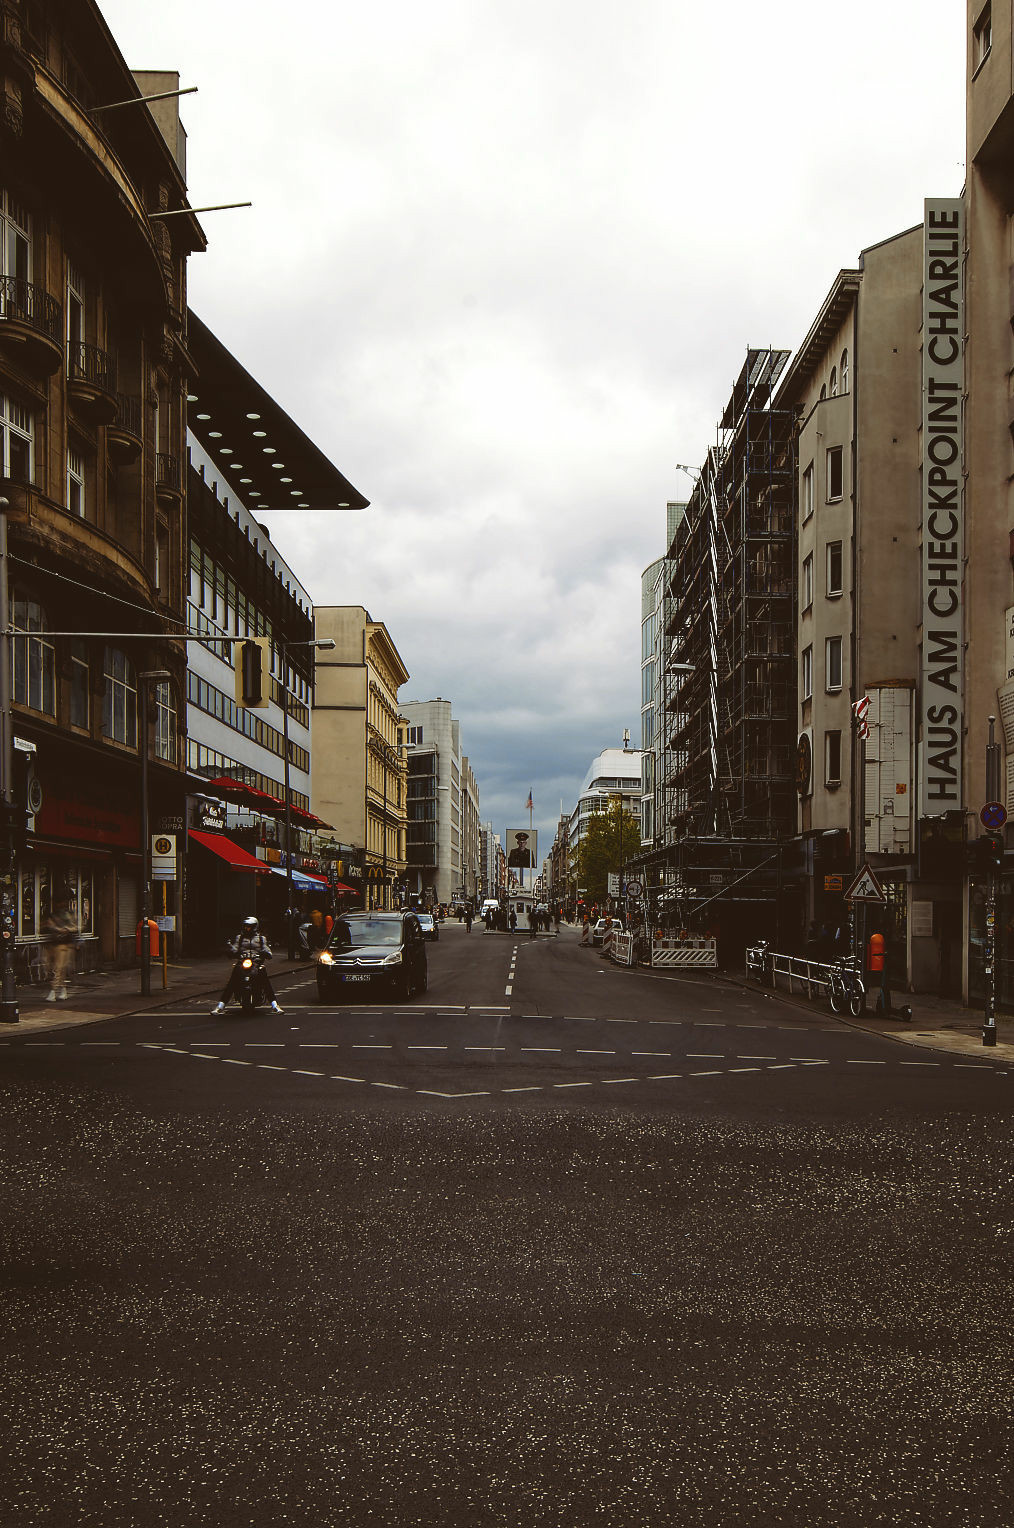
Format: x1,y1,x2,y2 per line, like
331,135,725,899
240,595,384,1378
43,900,78,1001
465,908,473,933
509,908,517,933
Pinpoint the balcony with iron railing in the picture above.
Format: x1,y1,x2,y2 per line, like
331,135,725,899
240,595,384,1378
155,452,182,505
0,276,63,375
67,341,118,424
106,392,143,463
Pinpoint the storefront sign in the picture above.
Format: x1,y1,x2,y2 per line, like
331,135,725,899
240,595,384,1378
36,794,137,848
919,197,965,818
191,802,225,833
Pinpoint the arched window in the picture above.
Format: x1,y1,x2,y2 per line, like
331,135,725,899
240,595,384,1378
830,367,838,397
102,647,137,746
11,595,55,715
819,384,827,401
840,348,849,394
153,680,177,764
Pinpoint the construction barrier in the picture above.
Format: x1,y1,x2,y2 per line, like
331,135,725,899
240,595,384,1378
650,937,717,969
610,932,636,967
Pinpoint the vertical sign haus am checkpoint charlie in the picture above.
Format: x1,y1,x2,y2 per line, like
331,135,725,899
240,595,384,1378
919,198,965,818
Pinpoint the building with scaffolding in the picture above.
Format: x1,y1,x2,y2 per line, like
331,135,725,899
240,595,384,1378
641,349,798,950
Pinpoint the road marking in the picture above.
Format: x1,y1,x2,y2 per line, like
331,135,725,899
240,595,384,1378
632,1051,671,1057
502,1086,542,1093
465,1046,506,1052
505,985,513,996
371,1081,407,1090
689,1070,720,1076
522,1047,560,1053
221,1058,253,1066
256,1064,287,1071
407,1045,447,1051
687,1053,723,1058
577,1049,616,1055
553,1081,593,1088
330,1075,365,1083
605,1018,636,1024
600,1077,638,1085
353,1044,392,1050
648,1073,682,1080
727,1067,761,1073
300,1043,341,1048
291,1069,326,1078
847,1060,885,1065
900,1061,940,1067
764,1063,797,1070
245,1043,285,1048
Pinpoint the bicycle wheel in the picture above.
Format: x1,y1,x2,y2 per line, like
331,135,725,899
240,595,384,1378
828,974,844,1014
849,980,865,1019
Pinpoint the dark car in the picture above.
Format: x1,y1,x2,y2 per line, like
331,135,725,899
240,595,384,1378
416,911,439,941
316,911,428,1002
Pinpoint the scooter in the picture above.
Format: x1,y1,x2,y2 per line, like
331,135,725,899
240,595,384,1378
745,940,770,984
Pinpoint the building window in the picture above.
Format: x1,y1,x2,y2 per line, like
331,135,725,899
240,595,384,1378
830,366,838,397
974,4,992,70
155,520,170,600
67,447,84,517
11,595,55,715
825,635,843,692
0,190,30,284
102,646,137,746
1,394,32,484
826,540,843,596
825,730,842,786
840,349,849,395
802,553,813,611
826,445,844,502
802,462,814,522
153,680,176,764
819,384,827,401
802,645,813,702
66,260,84,350
69,638,89,729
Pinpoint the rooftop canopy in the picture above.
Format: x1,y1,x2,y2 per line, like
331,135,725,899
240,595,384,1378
186,309,369,513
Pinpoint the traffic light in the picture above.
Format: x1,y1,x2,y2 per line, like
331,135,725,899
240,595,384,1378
235,637,270,708
966,834,1004,874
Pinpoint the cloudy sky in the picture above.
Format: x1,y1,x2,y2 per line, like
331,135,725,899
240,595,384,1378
103,0,965,850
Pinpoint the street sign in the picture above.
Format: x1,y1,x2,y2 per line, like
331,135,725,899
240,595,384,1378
624,878,643,898
607,873,620,897
151,834,177,881
980,801,1008,831
844,862,887,904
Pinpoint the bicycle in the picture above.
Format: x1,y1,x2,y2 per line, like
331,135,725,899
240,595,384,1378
826,954,865,1018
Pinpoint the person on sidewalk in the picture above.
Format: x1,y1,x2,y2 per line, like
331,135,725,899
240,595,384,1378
211,916,284,1015
464,907,473,933
43,900,78,1001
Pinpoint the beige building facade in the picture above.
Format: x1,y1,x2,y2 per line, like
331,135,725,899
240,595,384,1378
312,607,408,910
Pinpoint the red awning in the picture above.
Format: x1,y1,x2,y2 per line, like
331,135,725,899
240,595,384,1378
332,881,357,894
188,830,273,874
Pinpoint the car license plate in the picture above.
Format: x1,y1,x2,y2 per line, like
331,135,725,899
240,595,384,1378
341,973,371,983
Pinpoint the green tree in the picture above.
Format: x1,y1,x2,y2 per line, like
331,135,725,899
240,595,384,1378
573,804,641,903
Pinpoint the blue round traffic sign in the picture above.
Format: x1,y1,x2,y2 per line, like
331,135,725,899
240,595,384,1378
981,801,1008,831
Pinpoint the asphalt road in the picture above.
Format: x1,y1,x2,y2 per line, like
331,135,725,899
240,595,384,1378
1,922,1012,1526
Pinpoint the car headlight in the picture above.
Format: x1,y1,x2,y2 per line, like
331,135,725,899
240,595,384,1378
318,951,333,965
382,951,403,966
241,958,254,969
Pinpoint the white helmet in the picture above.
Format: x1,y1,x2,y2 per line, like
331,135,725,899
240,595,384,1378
242,916,259,935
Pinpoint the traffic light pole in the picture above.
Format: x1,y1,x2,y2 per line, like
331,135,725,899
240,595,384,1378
0,499,18,1023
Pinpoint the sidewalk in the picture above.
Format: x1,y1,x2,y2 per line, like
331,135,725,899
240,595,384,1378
0,954,315,1034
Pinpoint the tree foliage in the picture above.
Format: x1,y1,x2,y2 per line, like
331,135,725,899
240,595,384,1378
573,806,642,902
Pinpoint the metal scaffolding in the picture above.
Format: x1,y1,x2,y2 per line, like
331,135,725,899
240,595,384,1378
656,348,796,919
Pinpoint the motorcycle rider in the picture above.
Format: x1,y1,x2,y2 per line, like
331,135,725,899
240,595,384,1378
211,915,284,1015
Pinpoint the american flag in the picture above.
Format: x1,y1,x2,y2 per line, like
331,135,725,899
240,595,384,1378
526,791,533,811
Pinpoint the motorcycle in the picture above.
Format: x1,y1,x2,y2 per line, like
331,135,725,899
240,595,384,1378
233,950,268,1013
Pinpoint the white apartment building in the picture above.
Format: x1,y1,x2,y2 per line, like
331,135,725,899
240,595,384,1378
400,698,481,907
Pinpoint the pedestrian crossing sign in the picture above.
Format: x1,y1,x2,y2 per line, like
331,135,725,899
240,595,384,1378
844,862,886,904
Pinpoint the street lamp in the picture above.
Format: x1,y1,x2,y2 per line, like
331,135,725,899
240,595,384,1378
281,636,335,958
138,668,171,996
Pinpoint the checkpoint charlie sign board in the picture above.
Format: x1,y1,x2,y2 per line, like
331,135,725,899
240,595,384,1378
919,198,965,819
